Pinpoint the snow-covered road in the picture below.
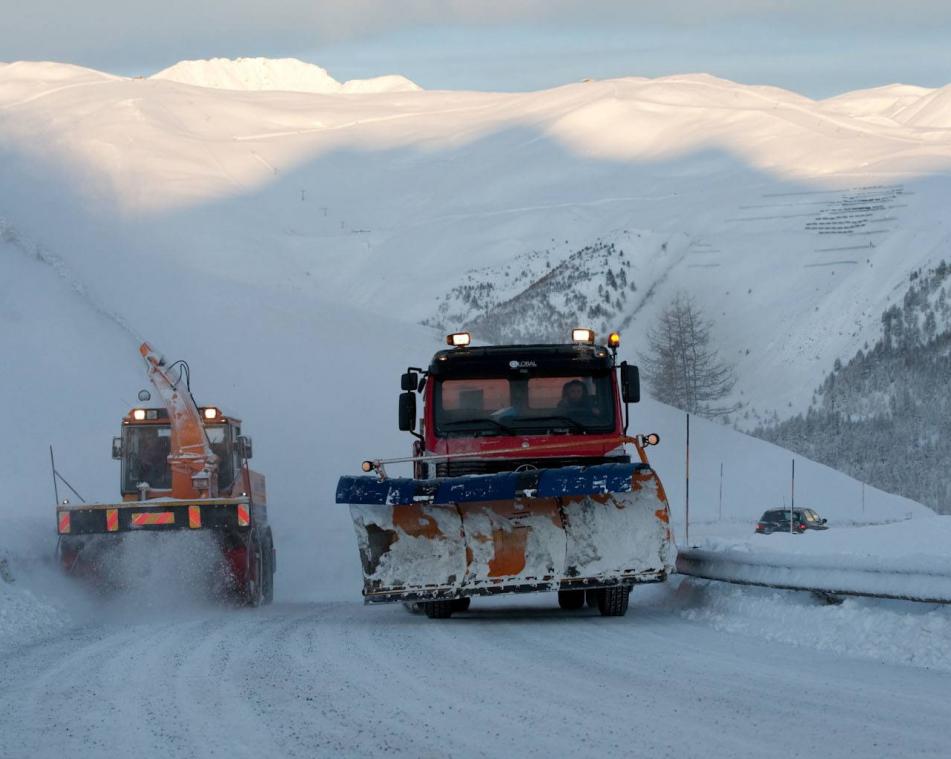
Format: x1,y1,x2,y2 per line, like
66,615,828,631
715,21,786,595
2,588,948,759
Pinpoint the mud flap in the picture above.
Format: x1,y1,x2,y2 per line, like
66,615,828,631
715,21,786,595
338,464,673,603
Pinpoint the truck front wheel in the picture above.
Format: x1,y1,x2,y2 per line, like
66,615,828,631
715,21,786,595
422,600,454,619
597,586,630,617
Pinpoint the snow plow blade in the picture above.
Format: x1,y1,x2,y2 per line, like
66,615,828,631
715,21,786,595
337,463,674,603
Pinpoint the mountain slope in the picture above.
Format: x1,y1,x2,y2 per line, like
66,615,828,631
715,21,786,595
1,61,949,535
3,64,949,421
756,261,951,513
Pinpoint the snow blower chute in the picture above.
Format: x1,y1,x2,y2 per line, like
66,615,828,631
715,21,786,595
337,329,674,618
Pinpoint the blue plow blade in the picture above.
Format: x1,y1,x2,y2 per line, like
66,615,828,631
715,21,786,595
337,463,674,603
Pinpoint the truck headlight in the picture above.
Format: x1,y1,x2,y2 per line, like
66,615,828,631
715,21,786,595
572,328,595,344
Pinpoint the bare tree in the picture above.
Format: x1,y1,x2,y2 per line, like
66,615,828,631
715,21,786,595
641,292,738,417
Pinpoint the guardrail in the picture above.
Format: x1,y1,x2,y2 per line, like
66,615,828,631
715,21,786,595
676,547,951,605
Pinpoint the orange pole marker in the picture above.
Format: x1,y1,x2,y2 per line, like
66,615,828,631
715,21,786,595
58,512,71,534
188,505,201,529
106,509,119,532
236,504,250,527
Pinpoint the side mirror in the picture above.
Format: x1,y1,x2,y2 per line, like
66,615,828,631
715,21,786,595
237,435,253,459
620,362,640,404
399,392,417,432
401,371,419,392
821,518,828,525
112,437,123,460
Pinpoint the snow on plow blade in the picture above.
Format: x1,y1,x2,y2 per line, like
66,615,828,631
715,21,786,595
337,463,674,603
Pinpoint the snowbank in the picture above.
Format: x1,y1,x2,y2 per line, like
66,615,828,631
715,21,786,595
691,514,951,561
680,516,951,600
665,577,951,672
151,57,420,94
0,567,70,653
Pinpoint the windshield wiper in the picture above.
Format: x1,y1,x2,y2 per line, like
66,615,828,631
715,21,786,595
516,415,588,432
441,417,516,435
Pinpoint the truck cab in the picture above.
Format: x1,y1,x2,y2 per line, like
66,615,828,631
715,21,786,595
113,405,256,501
400,330,643,477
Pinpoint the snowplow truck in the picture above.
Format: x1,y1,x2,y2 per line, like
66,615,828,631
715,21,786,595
337,329,674,618
56,342,275,606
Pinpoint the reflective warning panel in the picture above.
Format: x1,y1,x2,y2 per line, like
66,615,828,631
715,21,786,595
131,511,175,528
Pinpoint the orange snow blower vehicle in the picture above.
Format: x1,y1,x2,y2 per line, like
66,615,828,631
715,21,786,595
56,342,275,605
337,329,674,618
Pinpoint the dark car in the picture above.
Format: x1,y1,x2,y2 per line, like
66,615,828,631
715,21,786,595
755,508,828,534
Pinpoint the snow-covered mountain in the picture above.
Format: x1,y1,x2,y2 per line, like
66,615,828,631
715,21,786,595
3,62,949,425
151,57,421,94
1,60,947,565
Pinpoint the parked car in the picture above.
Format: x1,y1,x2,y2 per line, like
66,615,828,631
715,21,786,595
755,508,828,534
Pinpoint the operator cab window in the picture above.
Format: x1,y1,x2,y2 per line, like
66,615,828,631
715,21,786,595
123,425,172,491
205,425,235,491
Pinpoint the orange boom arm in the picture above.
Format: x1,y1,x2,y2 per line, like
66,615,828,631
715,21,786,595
139,342,219,499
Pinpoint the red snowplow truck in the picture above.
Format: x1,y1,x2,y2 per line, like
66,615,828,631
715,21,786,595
56,342,275,605
337,329,674,618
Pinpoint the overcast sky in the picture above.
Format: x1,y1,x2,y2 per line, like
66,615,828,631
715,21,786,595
4,1,951,97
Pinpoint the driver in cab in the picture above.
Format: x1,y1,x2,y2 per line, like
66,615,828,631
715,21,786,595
134,434,170,488
558,379,598,419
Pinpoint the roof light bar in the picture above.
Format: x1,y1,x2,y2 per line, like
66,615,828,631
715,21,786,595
446,332,471,348
572,328,595,345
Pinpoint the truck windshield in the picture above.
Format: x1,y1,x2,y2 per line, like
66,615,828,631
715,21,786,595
122,425,172,491
434,373,616,436
122,424,234,492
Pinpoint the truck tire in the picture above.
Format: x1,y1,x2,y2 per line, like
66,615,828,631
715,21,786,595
422,600,454,619
558,589,585,610
585,589,600,608
451,597,471,612
244,536,264,608
597,585,630,617
263,532,275,605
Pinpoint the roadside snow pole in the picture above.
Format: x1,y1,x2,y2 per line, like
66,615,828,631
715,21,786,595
685,413,691,545
49,445,59,507
718,462,723,522
790,458,796,535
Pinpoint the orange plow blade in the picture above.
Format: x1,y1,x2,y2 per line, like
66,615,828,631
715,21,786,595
337,463,674,603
